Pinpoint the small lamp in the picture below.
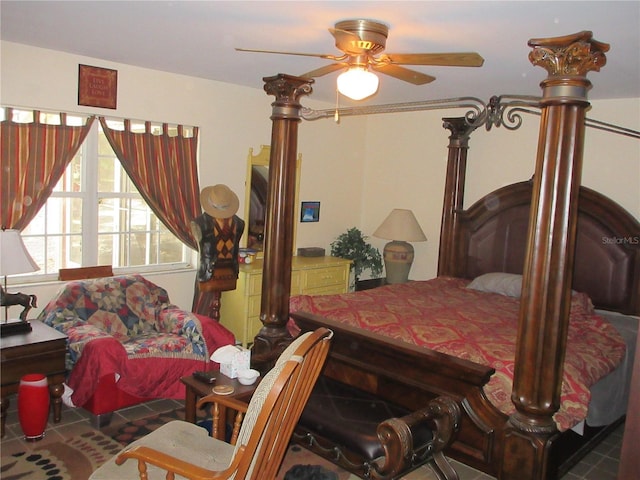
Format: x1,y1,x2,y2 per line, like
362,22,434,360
337,67,379,101
0,229,39,336
373,209,427,284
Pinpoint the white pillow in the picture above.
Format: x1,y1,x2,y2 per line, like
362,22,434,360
466,272,523,298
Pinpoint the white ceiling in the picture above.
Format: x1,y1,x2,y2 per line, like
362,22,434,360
2,1,639,105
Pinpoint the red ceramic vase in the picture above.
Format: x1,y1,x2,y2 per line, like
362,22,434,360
18,373,50,441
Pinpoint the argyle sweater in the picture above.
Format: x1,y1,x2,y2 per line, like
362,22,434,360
192,213,245,282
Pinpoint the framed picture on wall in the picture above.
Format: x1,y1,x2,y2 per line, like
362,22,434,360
78,64,118,109
300,201,320,223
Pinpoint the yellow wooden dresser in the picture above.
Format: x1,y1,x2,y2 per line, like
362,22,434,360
220,256,351,346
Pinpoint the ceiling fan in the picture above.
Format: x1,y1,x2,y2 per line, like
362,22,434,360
237,19,484,100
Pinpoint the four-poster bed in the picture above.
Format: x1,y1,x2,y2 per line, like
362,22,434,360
289,178,638,477
250,31,639,480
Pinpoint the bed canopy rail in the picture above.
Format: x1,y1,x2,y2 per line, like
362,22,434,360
483,97,640,139
300,94,639,139
254,31,627,480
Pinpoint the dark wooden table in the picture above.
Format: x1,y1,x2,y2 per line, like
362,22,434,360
1,320,67,437
181,372,257,440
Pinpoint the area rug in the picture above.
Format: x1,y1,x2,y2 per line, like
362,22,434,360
1,408,430,479
103,407,187,445
0,430,122,480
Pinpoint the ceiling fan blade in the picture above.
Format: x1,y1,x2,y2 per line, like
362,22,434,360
301,63,347,79
379,52,484,67
235,47,343,61
372,64,436,85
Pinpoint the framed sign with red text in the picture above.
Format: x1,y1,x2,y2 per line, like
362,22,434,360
78,64,117,109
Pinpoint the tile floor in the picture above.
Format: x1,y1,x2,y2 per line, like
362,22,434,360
1,395,624,479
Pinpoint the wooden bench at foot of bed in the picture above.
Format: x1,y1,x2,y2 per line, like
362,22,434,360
291,312,508,477
294,375,462,480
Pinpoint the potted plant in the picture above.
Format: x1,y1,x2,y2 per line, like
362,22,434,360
330,227,383,289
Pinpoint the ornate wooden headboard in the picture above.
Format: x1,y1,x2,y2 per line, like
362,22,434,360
450,180,640,315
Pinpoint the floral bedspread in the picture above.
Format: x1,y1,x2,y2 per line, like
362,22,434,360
289,276,626,431
38,274,235,406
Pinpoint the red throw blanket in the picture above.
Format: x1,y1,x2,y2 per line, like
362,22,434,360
290,276,626,431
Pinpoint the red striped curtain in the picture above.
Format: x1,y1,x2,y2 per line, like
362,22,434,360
0,109,94,230
98,118,215,314
98,117,201,249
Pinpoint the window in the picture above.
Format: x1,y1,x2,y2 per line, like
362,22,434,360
5,109,194,280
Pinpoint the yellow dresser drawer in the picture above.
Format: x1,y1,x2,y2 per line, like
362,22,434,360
247,274,263,296
301,266,348,291
221,256,351,346
304,284,348,296
290,271,301,295
247,294,262,317
245,269,300,296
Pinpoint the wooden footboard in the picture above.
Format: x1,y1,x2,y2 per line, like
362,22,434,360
291,312,507,477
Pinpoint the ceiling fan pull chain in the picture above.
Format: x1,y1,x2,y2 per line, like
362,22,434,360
334,88,340,124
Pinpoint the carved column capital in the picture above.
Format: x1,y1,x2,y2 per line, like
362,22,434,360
528,31,609,102
442,117,474,147
263,74,314,114
528,31,609,77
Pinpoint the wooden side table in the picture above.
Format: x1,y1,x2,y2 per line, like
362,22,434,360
181,372,257,440
1,321,67,437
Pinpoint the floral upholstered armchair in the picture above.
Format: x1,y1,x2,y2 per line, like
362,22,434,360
38,274,235,423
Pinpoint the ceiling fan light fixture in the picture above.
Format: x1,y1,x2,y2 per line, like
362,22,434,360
337,67,379,100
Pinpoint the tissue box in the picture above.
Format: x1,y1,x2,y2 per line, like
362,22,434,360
220,347,251,379
210,344,252,379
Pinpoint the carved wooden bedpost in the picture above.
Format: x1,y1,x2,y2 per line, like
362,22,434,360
251,74,313,369
501,32,609,480
438,117,476,277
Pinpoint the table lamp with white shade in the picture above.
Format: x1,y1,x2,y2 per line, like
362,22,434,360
373,209,427,284
0,229,40,336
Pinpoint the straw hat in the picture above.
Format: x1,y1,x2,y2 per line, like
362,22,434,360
200,184,239,219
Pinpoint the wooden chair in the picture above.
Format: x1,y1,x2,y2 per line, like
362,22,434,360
89,327,333,480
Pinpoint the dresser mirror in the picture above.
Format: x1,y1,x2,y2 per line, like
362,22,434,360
244,145,301,253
